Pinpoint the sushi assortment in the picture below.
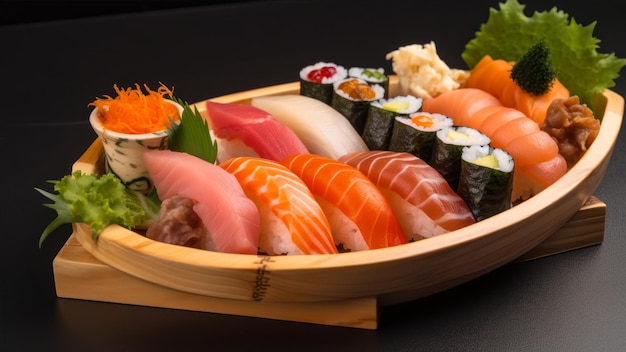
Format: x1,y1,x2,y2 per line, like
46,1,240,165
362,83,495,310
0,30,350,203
38,0,622,259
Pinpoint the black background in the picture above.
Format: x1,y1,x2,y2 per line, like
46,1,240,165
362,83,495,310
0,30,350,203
2,1,626,351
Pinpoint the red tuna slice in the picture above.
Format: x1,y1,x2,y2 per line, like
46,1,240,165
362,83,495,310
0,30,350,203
144,150,260,254
205,101,309,162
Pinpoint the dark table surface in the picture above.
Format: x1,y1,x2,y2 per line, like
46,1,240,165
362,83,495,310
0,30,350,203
2,1,625,351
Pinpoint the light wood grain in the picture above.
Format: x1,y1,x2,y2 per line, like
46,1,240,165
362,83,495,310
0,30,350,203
53,196,606,328
64,80,623,307
54,234,377,329
516,196,606,262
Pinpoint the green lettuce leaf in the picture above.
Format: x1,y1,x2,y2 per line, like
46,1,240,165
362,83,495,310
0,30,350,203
36,171,160,246
462,0,626,109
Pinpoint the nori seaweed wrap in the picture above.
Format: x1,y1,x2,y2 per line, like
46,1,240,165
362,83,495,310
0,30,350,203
362,95,423,150
299,62,347,105
348,67,390,98
388,111,452,160
331,78,385,135
430,126,491,191
458,145,514,221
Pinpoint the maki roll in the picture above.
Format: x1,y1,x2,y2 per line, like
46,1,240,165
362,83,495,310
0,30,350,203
348,67,390,98
331,78,385,134
430,126,490,191
458,145,514,221
388,111,452,160
362,95,423,150
299,62,347,105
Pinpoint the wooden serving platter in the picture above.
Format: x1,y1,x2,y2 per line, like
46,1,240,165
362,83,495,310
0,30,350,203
53,195,605,330
52,78,622,329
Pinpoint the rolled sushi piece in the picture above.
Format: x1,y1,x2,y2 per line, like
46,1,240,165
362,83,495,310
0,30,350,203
458,145,514,221
388,111,453,161
362,95,423,150
348,67,390,98
299,62,347,105
430,126,491,191
331,78,385,135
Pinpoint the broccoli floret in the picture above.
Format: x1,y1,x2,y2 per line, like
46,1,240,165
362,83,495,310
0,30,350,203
510,40,557,96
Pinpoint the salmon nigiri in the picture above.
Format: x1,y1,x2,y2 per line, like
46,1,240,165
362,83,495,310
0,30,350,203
221,156,337,255
281,153,407,251
464,55,570,124
144,150,260,254
423,88,566,201
205,101,309,162
340,151,476,241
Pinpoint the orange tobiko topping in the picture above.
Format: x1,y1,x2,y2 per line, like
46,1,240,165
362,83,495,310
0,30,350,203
89,83,180,134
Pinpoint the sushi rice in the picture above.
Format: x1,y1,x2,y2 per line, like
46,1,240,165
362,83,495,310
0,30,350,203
333,78,385,101
461,145,514,173
300,62,348,84
370,95,422,114
348,67,388,84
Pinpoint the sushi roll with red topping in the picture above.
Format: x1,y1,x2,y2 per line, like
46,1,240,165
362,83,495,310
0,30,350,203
299,62,347,105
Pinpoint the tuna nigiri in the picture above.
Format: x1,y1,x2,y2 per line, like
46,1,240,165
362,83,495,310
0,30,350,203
281,153,407,251
205,101,309,162
464,55,570,124
143,150,260,254
220,157,337,255
340,151,476,240
423,88,566,200
251,94,369,159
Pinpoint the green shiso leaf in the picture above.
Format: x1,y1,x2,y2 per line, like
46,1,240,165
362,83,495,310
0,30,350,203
462,0,626,109
167,97,218,164
510,40,557,96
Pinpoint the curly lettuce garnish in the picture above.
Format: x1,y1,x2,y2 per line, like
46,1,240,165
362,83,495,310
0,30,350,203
35,171,160,247
462,0,626,108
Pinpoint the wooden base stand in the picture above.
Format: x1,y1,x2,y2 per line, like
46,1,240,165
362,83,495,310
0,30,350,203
52,197,606,330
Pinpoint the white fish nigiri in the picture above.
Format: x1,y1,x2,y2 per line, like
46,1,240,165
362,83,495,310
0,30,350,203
251,94,369,159
144,150,260,254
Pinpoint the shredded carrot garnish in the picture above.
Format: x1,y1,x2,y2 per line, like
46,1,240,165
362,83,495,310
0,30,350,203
411,114,434,128
89,83,180,134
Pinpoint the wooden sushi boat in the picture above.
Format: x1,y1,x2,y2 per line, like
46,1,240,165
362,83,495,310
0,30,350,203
53,76,623,329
